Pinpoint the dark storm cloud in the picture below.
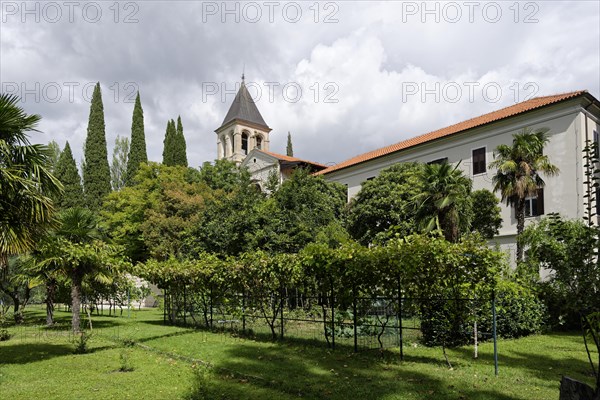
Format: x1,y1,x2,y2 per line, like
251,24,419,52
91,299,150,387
1,1,599,169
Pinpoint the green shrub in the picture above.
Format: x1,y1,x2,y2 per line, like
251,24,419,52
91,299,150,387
480,280,545,339
119,349,134,372
0,328,10,341
537,281,581,330
73,332,91,354
419,296,472,347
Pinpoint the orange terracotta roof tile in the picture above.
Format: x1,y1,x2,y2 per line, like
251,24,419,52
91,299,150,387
262,150,328,169
316,90,589,176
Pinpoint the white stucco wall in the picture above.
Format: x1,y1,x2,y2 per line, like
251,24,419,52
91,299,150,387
242,150,281,190
322,99,600,263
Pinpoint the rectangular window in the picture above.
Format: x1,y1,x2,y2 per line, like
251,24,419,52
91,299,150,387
472,147,486,175
594,130,599,158
524,189,545,217
428,157,448,165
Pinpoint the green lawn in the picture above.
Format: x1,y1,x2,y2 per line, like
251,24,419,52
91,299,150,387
0,306,596,399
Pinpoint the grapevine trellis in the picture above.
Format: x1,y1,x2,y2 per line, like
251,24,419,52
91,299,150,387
138,235,502,373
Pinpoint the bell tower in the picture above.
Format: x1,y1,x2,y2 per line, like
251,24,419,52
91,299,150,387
215,75,272,164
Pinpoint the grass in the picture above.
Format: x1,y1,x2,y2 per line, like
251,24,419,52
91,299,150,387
0,306,597,399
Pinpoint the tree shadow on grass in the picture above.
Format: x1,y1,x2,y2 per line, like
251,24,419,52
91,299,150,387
0,342,110,365
135,329,199,344
184,341,522,400
452,345,595,387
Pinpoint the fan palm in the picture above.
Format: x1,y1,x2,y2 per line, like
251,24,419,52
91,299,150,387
414,162,472,243
55,207,116,332
489,127,559,262
0,93,62,270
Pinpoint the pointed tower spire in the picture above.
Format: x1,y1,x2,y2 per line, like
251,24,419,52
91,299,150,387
218,81,270,130
215,76,273,165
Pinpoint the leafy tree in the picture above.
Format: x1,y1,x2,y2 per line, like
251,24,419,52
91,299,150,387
47,140,62,172
83,83,112,210
470,189,503,239
27,235,69,326
188,164,263,257
414,162,473,243
174,116,188,167
110,135,129,191
286,132,293,157
162,119,177,166
54,141,84,209
251,169,346,253
198,159,251,192
0,256,34,323
346,163,423,245
520,214,600,393
126,92,147,186
102,163,211,262
265,169,280,193
489,127,559,262
520,215,599,317
0,93,62,269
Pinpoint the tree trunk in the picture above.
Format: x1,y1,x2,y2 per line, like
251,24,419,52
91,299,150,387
12,293,22,324
45,279,56,326
516,197,526,263
71,272,83,333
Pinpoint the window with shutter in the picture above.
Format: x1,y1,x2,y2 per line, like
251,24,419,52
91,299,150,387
524,188,545,217
472,147,486,175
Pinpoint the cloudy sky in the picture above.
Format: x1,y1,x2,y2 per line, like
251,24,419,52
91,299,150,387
1,1,599,168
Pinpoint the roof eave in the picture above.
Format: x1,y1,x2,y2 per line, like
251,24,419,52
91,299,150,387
318,91,596,176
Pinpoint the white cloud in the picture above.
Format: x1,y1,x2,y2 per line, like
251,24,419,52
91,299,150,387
1,1,598,167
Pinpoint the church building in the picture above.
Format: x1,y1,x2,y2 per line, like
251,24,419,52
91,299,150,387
215,76,326,190
215,79,600,267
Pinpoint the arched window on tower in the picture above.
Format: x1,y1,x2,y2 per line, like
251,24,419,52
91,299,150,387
256,135,262,150
242,132,249,155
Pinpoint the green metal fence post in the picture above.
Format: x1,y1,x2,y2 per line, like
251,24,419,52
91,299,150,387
353,287,358,353
331,284,335,350
163,288,166,324
280,288,284,340
398,285,403,361
492,289,498,376
209,285,213,329
242,289,246,333
183,284,187,325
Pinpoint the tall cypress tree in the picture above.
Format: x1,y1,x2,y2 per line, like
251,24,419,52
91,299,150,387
126,92,147,185
83,82,111,209
286,131,294,157
162,119,176,166
174,115,188,167
54,141,84,209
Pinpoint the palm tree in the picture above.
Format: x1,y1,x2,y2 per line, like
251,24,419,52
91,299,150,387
27,236,67,326
28,208,121,331
414,162,472,243
56,207,113,332
0,93,62,271
489,127,559,262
